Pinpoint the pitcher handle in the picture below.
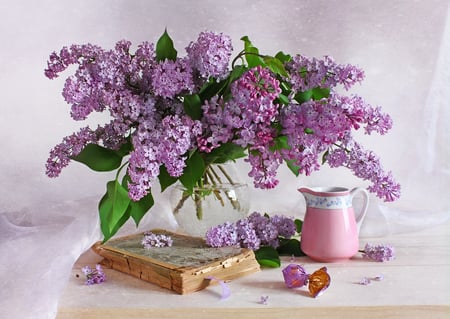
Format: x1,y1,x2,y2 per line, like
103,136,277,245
350,187,369,233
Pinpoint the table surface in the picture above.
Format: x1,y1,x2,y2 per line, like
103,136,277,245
57,222,450,319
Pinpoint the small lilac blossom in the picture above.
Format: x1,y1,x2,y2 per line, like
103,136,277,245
186,31,233,80
141,232,173,248
81,264,106,285
362,243,395,262
259,295,269,305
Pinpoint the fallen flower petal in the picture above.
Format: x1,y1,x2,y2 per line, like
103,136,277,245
206,276,231,300
259,295,269,305
358,277,372,285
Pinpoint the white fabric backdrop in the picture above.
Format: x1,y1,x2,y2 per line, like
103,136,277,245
1,1,449,318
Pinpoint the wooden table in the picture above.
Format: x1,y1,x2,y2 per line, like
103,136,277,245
57,222,450,319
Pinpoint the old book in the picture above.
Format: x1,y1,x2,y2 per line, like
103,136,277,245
92,229,260,294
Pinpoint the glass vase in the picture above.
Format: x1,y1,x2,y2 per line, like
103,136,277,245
169,164,249,237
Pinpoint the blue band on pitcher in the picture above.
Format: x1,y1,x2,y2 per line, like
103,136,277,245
304,196,352,209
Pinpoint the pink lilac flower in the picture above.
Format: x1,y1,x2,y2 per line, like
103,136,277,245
141,231,173,248
186,31,233,80
81,264,106,285
362,243,395,262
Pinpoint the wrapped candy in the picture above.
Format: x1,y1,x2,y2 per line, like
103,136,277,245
282,264,331,298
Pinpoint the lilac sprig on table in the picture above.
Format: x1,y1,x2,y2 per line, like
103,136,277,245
206,212,303,267
360,243,395,262
81,264,106,285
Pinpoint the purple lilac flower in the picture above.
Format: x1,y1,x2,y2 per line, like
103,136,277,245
362,243,395,262
45,127,98,177
270,215,297,238
205,221,238,247
236,219,261,250
346,143,401,202
196,97,235,152
141,231,173,248
247,212,279,247
127,114,202,200
81,264,106,285
246,146,282,189
206,212,297,250
151,58,194,98
186,31,233,80
285,54,364,92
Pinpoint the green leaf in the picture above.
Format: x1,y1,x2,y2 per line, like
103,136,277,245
99,180,131,242
286,159,300,177
199,78,227,100
158,164,178,192
240,36,265,68
179,151,206,193
272,135,290,151
277,238,305,257
276,93,290,105
311,87,330,100
203,142,246,165
129,192,154,226
304,128,314,134
71,144,123,172
263,56,288,77
183,94,202,120
116,139,132,157
295,219,303,233
294,90,313,104
221,65,247,100
156,29,177,61
254,246,281,268
274,51,292,63
322,150,329,165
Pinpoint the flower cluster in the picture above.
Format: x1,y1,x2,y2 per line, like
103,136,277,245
141,231,173,248
44,30,400,241
206,211,296,250
361,243,395,262
81,264,106,285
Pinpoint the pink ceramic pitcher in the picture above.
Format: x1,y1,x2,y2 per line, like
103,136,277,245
298,186,369,262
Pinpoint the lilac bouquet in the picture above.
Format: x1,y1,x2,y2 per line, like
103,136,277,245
45,30,400,241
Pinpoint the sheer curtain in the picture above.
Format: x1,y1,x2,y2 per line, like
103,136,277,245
1,1,449,318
